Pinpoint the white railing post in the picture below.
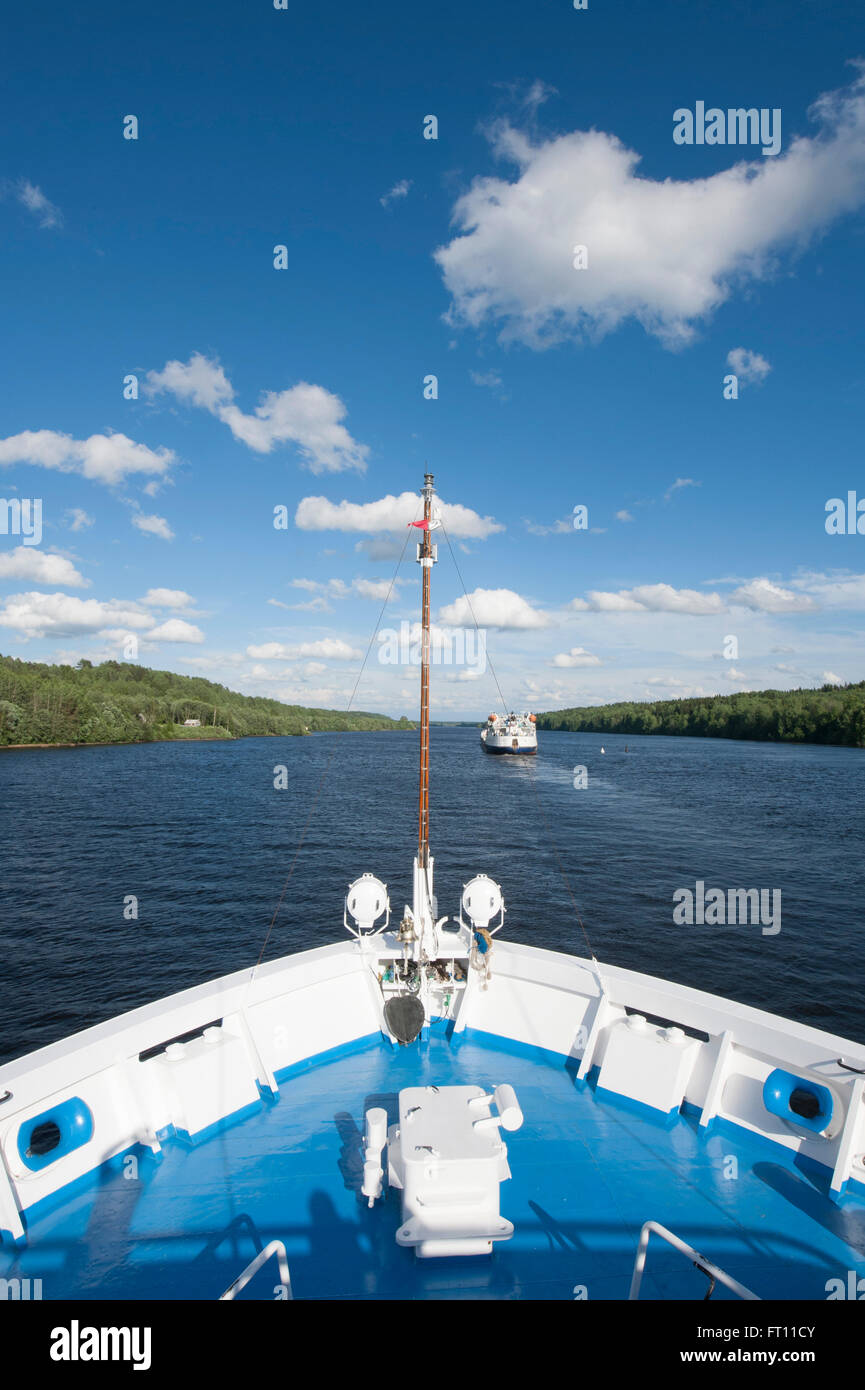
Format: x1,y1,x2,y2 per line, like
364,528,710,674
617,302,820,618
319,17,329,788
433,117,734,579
629,1220,760,1301
219,1239,292,1301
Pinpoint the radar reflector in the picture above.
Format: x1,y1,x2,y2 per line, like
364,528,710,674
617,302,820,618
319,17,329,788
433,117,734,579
460,875,505,932
345,873,390,936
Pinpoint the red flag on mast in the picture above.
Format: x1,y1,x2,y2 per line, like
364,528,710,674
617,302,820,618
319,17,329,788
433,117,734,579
408,519,430,529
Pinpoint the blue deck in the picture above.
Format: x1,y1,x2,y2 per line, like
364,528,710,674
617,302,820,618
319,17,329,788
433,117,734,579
4,1030,865,1300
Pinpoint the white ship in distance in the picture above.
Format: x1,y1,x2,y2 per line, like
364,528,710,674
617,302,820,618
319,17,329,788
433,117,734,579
481,711,538,754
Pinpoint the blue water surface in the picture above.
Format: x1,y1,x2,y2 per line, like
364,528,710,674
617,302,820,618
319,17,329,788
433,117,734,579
0,727,863,1062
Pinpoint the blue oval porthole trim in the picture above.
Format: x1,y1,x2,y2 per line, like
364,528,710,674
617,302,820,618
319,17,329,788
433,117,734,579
17,1098,94,1171
762,1069,834,1135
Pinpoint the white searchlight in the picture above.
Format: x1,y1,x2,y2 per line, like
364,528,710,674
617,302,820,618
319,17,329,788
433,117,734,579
459,874,505,933
344,873,390,938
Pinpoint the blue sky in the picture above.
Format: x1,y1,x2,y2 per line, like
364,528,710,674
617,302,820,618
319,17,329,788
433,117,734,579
1,0,864,718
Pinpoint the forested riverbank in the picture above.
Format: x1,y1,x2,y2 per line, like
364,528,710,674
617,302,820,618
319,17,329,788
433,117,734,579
538,681,865,746
0,655,412,747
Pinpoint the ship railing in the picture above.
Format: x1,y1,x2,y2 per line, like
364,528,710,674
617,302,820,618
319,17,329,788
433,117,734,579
628,1220,760,1301
219,1239,293,1301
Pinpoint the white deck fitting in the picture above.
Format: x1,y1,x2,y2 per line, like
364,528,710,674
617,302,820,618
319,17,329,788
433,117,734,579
387,1084,523,1258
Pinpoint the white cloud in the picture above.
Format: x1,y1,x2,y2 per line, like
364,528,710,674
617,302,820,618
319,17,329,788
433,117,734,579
0,430,174,486
132,512,174,541
615,509,634,522
0,592,154,638
438,586,552,629
664,478,700,501
13,180,62,229
552,646,602,667
144,353,234,411
0,590,208,644
730,578,817,613
726,347,772,385
570,576,821,617
435,67,865,348
0,548,88,588
576,583,725,615
141,588,194,609
66,508,94,531
246,638,362,660
351,577,398,601
470,369,504,390
144,353,368,474
524,517,571,535
823,671,844,684
789,571,865,608
289,575,402,603
295,491,503,539
380,179,412,208
148,618,204,644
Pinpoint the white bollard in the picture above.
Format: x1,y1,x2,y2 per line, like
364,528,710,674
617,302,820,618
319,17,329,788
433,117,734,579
493,1084,523,1132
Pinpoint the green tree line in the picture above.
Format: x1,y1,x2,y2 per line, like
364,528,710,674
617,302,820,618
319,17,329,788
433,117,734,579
0,654,413,747
537,682,865,747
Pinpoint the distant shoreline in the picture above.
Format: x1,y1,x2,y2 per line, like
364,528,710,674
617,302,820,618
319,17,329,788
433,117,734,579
0,728,415,751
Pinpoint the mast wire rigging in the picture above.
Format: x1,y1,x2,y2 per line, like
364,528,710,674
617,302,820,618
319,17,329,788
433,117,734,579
437,517,600,971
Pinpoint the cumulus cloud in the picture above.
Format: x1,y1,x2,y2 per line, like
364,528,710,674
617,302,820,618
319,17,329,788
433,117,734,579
295,491,503,539
132,512,174,541
144,352,368,474
141,588,195,609
552,646,602,667
0,592,154,638
569,577,819,616
148,618,204,643
729,578,817,612
246,638,362,660
145,353,233,411
435,66,865,348
438,586,552,629
0,430,174,487
0,548,88,587
0,591,206,644
66,508,94,531
574,583,726,615
726,347,772,385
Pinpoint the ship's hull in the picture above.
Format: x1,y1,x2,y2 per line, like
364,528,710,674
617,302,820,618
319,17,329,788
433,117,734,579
2,936,863,1300
480,729,538,754
481,740,538,754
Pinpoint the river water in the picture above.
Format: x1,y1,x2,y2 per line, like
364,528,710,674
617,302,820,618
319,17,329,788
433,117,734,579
1,728,862,1063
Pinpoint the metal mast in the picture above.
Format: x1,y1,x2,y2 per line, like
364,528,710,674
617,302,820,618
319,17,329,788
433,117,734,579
417,472,434,869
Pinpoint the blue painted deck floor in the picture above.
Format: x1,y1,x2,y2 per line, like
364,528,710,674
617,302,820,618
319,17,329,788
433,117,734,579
4,1030,865,1300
